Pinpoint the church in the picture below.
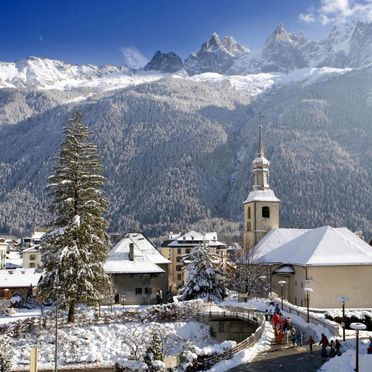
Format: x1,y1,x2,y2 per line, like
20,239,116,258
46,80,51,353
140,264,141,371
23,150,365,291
243,127,372,309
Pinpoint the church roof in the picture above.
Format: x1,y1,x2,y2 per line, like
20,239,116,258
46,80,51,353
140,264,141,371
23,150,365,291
252,226,372,266
244,189,280,203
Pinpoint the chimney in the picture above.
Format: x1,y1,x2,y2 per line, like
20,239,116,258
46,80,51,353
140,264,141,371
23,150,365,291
129,243,134,261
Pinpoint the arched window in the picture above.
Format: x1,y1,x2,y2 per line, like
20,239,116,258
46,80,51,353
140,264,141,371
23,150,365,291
247,221,251,231
262,206,270,218
247,207,251,219
30,254,36,261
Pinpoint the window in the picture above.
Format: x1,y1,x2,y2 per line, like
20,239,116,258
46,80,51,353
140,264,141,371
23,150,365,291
177,274,182,281
246,221,251,231
176,265,183,272
301,282,303,288
30,254,36,261
295,280,297,286
295,297,297,305
247,207,251,219
29,262,36,268
186,249,190,254
135,288,142,295
300,299,303,307
145,287,152,294
262,206,270,218
176,256,182,262
177,248,182,254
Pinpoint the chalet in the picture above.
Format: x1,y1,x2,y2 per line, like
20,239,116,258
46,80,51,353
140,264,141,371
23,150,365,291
104,233,170,305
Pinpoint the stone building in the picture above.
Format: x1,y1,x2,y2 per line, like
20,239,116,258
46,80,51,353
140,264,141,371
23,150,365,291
161,230,227,291
243,127,372,309
104,233,170,305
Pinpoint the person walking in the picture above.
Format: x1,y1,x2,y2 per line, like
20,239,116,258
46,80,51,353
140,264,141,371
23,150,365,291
274,303,280,314
330,340,336,357
308,335,315,353
291,327,296,347
335,339,342,356
367,336,372,354
296,329,303,346
319,333,329,358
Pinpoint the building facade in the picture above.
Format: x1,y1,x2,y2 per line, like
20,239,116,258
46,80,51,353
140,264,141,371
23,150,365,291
161,231,227,291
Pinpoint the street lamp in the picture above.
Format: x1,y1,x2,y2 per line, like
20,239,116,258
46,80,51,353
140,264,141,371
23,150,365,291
338,295,350,342
259,275,267,298
54,285,61,372
303,287,313,323
278,280,286,310
350,322,367,372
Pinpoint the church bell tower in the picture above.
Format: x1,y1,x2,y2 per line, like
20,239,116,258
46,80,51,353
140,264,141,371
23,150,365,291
243,126,280,250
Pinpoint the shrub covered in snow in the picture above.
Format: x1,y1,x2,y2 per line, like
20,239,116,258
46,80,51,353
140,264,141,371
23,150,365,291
0,335,12,371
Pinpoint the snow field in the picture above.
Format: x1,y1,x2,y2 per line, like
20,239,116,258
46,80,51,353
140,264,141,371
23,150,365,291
11,320,215,369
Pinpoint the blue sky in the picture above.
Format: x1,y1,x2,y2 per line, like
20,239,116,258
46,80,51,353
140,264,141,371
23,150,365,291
0,0,338,65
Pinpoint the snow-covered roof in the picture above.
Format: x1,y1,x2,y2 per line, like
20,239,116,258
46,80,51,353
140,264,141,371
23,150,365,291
0,269,41,288
252,226,372,266
22,246,40,253
273,264,295,274
164,230,226,248
104,233,170,274
244,189,280,203
31,231,45,240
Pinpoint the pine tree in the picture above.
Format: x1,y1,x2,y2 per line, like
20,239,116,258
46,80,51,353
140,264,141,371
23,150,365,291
0,335,12,371
178,244,227,302
38,111,109,322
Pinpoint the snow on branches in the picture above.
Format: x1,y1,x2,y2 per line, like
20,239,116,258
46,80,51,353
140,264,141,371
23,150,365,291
178,244,227,302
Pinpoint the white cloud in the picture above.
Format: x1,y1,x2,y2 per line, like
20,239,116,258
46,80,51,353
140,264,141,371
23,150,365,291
299,13,316,23
299,0,372,25
120,47,148,69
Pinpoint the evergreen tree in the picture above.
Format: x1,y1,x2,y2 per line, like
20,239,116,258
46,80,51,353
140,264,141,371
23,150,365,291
0,335,12,371
38,111,109,322
178,244,227,302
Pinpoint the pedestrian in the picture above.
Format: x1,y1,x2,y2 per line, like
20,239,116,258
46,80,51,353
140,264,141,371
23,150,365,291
296,329,303,346
319,333,329,358
265,308,269,321
275,303,280,314
269,308,273,320
291,328,296,347
159,289,163,304
330,340,336,357
308,335,315,353
114,292,120,304
335,339,342,356
367,337,372,355
156,289,161,304
272,311,279,329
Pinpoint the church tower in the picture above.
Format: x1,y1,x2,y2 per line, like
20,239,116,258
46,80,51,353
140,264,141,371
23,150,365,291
243,126,280,250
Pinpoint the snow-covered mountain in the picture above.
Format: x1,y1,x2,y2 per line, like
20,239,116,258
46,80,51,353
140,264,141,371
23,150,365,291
184,33,248,75
0,56,131,90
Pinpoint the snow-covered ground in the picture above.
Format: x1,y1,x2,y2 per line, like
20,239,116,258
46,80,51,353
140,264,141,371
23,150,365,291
11,320,214,369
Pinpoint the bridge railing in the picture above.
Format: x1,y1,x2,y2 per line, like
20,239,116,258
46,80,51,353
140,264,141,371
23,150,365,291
194,305,266,369
273,299,341,337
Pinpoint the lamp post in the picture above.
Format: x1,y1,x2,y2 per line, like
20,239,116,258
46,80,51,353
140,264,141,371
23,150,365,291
259,275,267,298
338,295,350,342
54,285,61,372
350,322,367,372
303,287,313,323
278,280,286,310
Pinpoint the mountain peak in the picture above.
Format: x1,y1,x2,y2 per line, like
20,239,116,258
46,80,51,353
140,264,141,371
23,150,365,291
144,51,183,73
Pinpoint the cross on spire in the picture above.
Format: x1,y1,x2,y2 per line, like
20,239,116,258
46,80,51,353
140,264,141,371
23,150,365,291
257,114,265,158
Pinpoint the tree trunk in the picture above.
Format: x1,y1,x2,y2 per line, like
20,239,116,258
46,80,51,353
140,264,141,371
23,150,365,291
68,300,76,323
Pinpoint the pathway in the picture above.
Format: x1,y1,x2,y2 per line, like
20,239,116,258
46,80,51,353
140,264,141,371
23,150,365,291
229,343,327,372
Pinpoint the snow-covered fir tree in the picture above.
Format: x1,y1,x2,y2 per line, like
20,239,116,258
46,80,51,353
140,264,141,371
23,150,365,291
0,335,12,371
38,111,109,322
178,244,227,302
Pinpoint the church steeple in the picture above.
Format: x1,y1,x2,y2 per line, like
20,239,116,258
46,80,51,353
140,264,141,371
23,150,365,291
243,126,280,250
252,126,270,191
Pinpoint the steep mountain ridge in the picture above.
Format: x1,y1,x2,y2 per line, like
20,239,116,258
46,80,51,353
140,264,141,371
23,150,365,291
0,72,370,239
